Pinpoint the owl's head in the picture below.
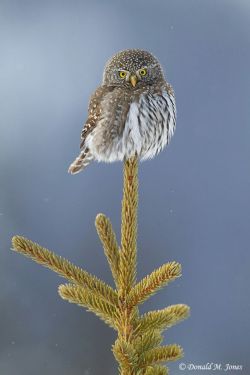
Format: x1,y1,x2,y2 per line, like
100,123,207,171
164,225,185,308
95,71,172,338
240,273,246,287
103,49,165,89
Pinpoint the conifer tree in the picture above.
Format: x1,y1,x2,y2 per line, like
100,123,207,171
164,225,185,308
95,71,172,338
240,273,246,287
12,157,190,374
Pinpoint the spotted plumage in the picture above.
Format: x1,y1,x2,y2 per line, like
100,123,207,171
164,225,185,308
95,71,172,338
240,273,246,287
68,49,176,174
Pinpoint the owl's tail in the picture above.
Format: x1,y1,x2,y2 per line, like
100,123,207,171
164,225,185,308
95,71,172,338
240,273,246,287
68,149,93,174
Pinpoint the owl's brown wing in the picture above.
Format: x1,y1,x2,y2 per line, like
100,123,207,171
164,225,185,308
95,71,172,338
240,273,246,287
68,85,114,174
80,85,114,149
69,85,131,174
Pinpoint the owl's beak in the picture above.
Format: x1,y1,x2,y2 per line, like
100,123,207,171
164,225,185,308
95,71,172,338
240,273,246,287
130,75,138,87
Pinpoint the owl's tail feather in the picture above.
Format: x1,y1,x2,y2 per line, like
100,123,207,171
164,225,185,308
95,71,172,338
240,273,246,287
68,149,93,174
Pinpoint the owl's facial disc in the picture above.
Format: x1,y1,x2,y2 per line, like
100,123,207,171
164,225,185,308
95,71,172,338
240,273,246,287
103,49,165,87
118,70,138,87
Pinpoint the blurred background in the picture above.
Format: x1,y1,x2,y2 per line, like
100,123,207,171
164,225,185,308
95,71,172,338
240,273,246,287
0,0,250,374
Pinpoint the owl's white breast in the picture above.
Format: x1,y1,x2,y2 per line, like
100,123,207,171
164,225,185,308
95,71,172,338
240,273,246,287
122,102,143,156
122,89,176,160
86,89,176,163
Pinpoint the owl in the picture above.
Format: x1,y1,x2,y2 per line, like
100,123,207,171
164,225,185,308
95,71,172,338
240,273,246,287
68,49,176,174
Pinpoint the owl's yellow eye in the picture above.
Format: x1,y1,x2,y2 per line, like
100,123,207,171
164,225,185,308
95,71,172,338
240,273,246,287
139,68,147,76
119,71,127,79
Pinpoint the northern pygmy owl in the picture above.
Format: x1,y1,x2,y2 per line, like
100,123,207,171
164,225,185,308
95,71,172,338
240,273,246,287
68,49,176,174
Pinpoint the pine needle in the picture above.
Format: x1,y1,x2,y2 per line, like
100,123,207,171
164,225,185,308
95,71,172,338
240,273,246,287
137,304,190,334
140,344,183,367
134,330,163,355
12,235,118,306
145,365,169,375
59,283,118,329
119,157,138,297
112,339,138,373
128,262,181,307
95,213,120,288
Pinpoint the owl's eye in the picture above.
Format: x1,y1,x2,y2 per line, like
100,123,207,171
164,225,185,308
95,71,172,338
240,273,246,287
119,71,127,79
139,68,147,76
